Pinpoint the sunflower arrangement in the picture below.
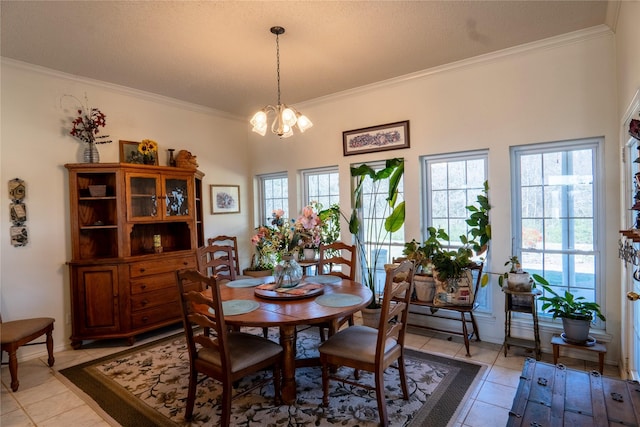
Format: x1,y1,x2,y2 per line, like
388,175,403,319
129,139,158,164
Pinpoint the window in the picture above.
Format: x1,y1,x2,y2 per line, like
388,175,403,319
258,173,288,224
302,167,340,208
355,160,405,295
423,151,489,308
512,138,603,324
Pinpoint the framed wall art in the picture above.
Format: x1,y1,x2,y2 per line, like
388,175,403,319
119,140,159,165
210,185,240,214
342,120,410,156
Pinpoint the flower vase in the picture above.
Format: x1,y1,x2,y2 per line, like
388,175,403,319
303,248,316,260
274,255,303,288
83,142,100,163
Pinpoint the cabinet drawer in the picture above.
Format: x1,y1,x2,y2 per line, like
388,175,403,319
131,287,179,311
130,272,176,294
129,255,196,278
131,303,182,329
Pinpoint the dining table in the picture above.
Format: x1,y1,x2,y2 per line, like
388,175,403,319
214,275,373,404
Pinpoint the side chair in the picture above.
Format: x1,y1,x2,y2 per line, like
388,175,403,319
318,260,416,427
197,244,237,283
315,242,357,340
207,235,253,280
1,315,55,391
175,269,283,426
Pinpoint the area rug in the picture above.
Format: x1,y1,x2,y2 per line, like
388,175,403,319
59,328,483,427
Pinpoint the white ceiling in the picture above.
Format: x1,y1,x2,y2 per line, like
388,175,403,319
1,1,614,119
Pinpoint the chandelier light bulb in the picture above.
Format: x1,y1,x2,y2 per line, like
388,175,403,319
296,114,313,133
282,107,297,127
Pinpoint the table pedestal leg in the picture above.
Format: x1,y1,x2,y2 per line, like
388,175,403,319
279,325,296,404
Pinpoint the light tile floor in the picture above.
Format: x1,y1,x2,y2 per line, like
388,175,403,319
1,323,620,427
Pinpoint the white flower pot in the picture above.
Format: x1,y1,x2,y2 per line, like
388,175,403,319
303,248,316,260
414,274,436,302
507,272,532,292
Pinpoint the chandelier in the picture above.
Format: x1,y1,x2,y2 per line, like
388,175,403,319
250,26,313,138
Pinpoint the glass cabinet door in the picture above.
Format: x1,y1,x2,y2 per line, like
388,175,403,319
164,177,190,217
127,175,160,221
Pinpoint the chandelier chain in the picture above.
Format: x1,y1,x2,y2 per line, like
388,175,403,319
275,31,281,106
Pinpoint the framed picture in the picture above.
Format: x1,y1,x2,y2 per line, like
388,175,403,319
119,140,159,165
210,185,240,214
342,120,410,156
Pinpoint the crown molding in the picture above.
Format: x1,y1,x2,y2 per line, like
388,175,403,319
299,25,613,109
1,57,244,122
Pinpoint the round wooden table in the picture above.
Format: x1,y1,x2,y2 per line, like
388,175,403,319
217,277,372,404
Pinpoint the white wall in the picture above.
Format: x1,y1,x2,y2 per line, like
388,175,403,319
248,27,622,361
0,60,250,358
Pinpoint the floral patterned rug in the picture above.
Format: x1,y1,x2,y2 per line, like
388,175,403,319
60,328,483,427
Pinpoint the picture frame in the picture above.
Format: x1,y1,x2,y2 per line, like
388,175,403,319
210,185,240,214
342,120,410,156
119,140,159,165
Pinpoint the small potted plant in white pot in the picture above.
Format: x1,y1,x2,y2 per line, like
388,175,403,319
500,256,533,292
539,283,606,344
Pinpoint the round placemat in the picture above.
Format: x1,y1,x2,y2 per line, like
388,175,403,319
305,275,342,284
225,278,264,288
315,293,363,307
208,300,260,316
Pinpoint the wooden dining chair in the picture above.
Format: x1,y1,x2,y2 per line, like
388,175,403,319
175,269,283,426
197,244,237,283
206,235,241,274
318,241,357,280
199,244,270,338
315,242,357,340
318,260,415,427
1,315,55,391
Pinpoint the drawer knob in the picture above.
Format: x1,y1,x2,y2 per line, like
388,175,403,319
140,284,147,290
141,299,148,306
142,316,149,323
183,261,189,265
139,268,146,273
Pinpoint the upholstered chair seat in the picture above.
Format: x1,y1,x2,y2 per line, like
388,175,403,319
1,316,55,391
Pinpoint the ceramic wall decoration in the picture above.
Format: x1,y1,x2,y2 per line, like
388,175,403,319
8,178,28,247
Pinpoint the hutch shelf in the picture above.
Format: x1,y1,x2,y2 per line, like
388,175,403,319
65,163,204,348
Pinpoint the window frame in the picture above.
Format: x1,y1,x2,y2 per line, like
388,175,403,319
510,137,604,327
257,172,288,225
301,166,340,209
353,159,405,296
421,150,489,310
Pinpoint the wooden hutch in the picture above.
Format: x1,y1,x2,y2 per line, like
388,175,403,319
65,163,204,348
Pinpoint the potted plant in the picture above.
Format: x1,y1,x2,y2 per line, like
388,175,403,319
346,158,404,325
408,181,491,304
402,227,447,302
539,283,606,344
499,255,533,292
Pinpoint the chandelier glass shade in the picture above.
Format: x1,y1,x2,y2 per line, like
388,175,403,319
250,26,312,138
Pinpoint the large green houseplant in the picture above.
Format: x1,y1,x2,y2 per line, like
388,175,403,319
539,283,606,344
404,181,491,294
346,158,405,310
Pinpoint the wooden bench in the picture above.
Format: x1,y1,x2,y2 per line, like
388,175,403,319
406,262,484,357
